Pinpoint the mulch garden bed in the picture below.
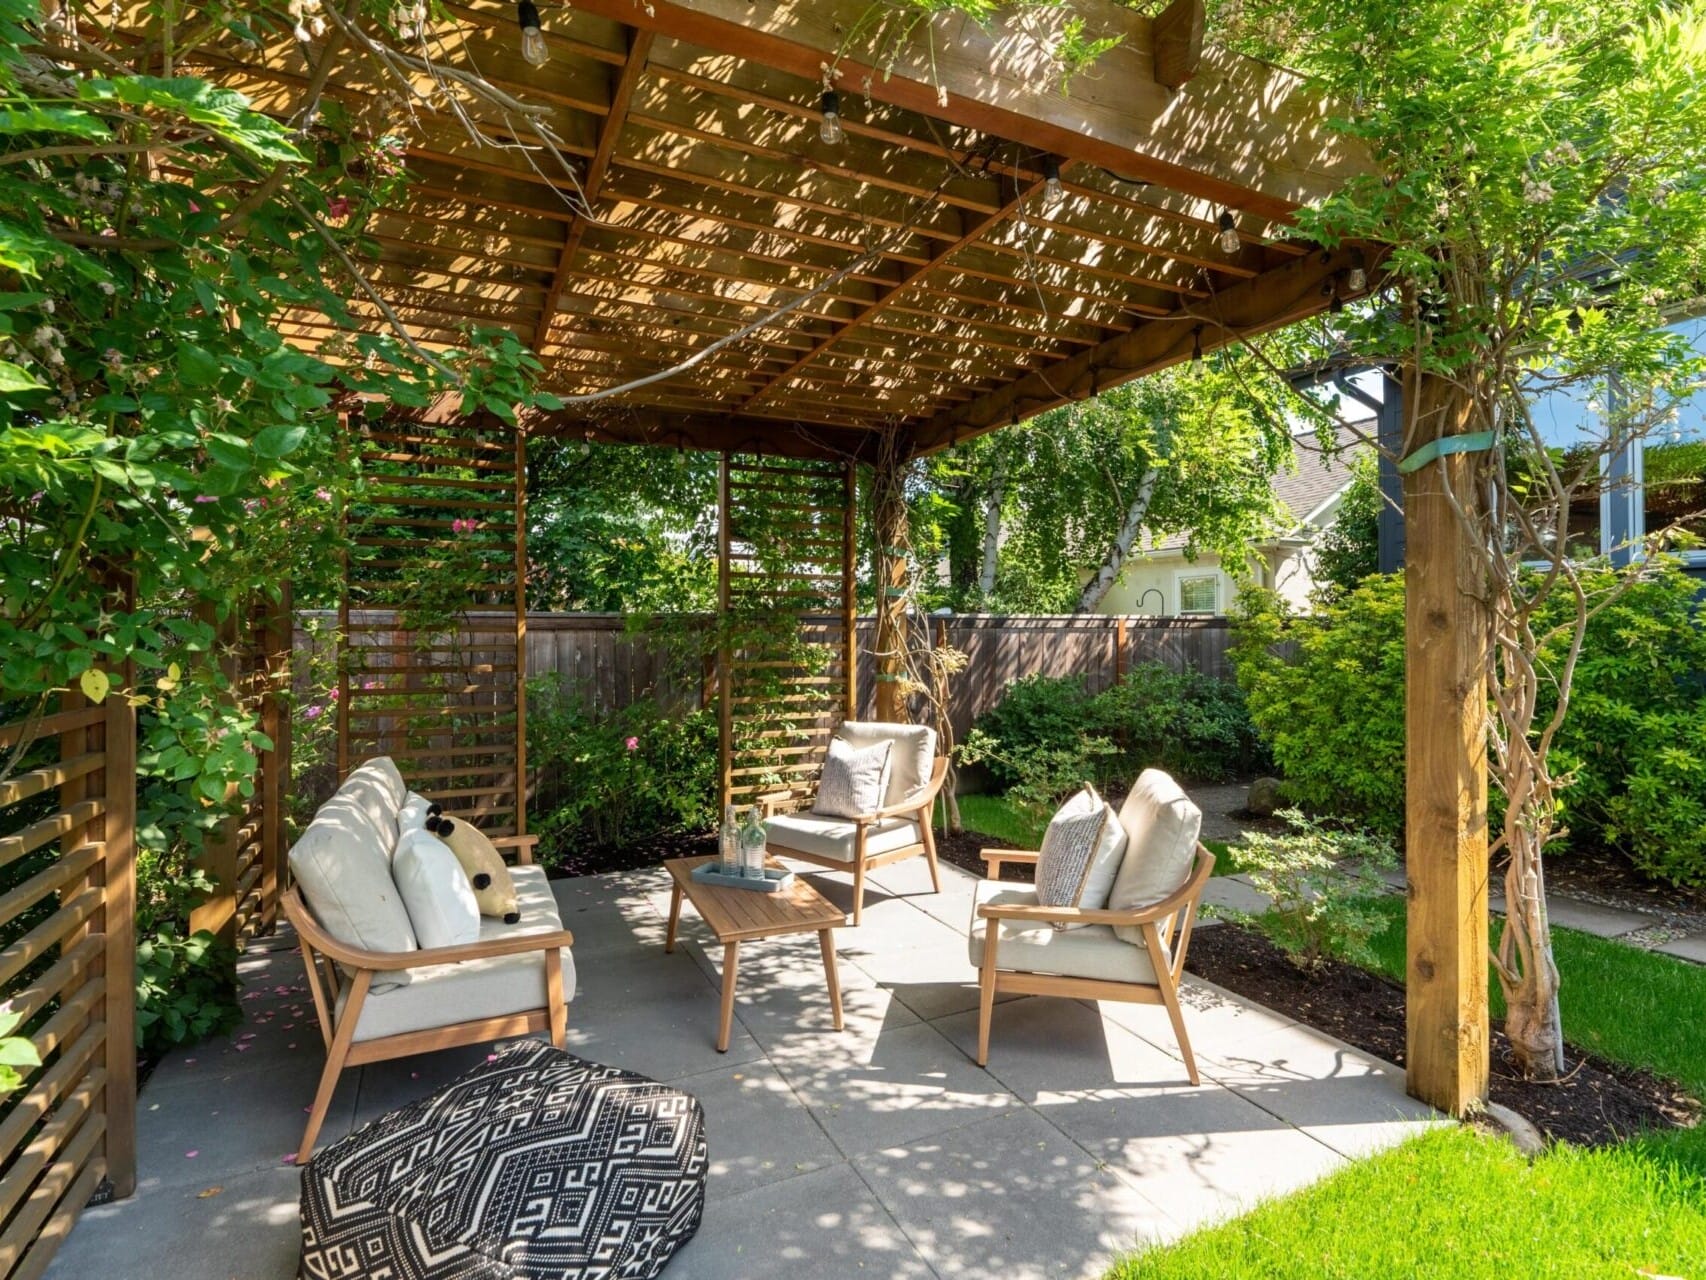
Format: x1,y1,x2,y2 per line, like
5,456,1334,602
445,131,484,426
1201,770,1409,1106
543,830,716,878
1185,922,1698,1148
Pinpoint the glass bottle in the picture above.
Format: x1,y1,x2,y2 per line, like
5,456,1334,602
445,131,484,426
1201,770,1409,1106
738,806,768,879
718,804,740,876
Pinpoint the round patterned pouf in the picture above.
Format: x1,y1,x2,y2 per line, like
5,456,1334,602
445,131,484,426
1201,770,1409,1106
298,1040,707,1279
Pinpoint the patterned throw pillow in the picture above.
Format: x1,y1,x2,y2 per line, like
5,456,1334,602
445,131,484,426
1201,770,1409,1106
1035,787,1114,930
812,736,893,819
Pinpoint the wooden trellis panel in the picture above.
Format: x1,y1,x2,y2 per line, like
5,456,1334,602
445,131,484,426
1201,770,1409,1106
338,412,528,842
188,589,293,949
0,649,136,1277
718,454,857,812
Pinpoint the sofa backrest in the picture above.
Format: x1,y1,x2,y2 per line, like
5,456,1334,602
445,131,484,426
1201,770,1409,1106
833,721,937,809
287,757,418,955
1107,769,1202,946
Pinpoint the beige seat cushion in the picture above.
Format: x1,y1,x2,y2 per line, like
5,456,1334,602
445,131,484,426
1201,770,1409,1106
967,881,1156,985
833,722,936,809
764,813,921,863
342,865,576,1043
288,793,418,957
1109,769,1202,946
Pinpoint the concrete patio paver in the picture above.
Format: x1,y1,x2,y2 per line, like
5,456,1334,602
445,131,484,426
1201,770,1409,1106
46,857,1441,1280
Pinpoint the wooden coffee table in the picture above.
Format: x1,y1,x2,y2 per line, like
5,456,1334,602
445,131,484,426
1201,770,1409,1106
663,856,846,1052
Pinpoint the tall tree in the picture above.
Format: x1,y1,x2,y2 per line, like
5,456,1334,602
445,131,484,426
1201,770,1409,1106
917,350,1298,614
1229,0,1706,1079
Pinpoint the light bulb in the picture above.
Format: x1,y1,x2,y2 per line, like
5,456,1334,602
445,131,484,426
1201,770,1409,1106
1346,251,1367,293
818,90,843,146
517,0,549,66
1190,326,1204,369
1216,209,1240,255
1043,156,1064,207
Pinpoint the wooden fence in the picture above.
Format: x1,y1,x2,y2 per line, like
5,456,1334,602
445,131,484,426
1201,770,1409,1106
0,662,136,1278
307,611,1233,742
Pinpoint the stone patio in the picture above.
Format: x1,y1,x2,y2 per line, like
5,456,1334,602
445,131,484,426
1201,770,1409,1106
47,857,1442,1280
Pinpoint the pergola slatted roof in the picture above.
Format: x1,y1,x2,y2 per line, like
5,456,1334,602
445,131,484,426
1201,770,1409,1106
212,0,1372,458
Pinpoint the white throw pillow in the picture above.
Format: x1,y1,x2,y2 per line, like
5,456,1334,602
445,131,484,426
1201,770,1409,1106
1034,787,1115,929
834,722,936,808
813,736,893,819
288,797,419,955
392,827,481,950
1108,769,1203,945
397,791,434,836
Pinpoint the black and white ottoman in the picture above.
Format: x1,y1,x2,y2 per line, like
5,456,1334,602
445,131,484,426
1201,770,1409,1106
299,1040,707,1280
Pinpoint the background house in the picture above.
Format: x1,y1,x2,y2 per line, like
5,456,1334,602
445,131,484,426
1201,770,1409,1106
1094,422,1368,617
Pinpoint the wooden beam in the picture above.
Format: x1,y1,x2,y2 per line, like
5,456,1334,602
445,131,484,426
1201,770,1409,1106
521,405,883,462
563,0,1368,218
909,247,1362,453
1402,365,1491,1117
533,27,656,350
1152,0,1205,90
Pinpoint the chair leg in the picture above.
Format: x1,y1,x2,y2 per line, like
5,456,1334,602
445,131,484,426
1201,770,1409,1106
1145,925,1200,1085
546,950,568,1049
976,926,999,1068
922,821,942,894
851,858,867,927
299,969,371,1163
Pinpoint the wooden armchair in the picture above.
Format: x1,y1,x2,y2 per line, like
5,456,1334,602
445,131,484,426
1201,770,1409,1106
973,843,1215,1079
758,722,948,925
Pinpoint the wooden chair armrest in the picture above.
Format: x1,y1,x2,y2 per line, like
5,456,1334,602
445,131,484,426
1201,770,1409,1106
489,833,539,864
856,757,952,822
980,848,1040,865
283,888,575,972
977,843,1217,924
755,788,802,819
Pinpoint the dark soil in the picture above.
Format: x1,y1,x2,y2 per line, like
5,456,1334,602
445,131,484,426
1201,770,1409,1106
1540,844,1706,928
1186,922,1699,1148
543,829,716,878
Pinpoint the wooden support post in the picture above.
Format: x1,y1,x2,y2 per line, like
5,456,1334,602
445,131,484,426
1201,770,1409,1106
1114,616,1127,684
1152,0,1205,90
258,584,291,932
190,604,241,948
101,574,138,1199
842,459,858,721
514,428,529,836
872,436,910,723
1402,366,1491,1117
716,452,734,810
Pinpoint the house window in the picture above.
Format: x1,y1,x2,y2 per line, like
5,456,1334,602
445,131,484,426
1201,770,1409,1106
1177,573,1219,615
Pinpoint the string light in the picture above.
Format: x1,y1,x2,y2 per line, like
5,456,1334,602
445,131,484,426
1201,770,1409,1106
818,89,844,146
1216,208,1240,254
1346,250,1367,294
516,0,549,67
1190,325,1204,367
1043,156,1064,207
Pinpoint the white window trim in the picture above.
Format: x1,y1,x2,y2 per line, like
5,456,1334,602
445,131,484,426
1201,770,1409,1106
1174,568,1221,616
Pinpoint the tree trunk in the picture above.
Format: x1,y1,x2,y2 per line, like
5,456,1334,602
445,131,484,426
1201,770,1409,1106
977,464,1003,598
873,433,911,723
1075,468,1157,614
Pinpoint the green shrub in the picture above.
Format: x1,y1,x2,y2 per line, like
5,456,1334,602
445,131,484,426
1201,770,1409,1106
1233,560,1706,886
963,674,1100,793
1231,576,1408,835
1086,662,1269,783
134,927,241,1056
1233,809,1398,971
527,674,718,859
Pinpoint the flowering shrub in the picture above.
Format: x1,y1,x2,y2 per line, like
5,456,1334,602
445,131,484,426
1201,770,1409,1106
526,675,718,861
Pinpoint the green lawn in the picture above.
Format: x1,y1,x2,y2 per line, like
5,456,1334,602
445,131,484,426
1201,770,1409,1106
1351,895,1706,1097
1113,1124,1706,1280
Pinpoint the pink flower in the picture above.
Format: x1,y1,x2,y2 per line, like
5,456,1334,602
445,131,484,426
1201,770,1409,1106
329,688,339,701
194,494,218,503
315,488,332,501
625,736,639,751
188,200,200,213
326,196,351,220
303,705,323,720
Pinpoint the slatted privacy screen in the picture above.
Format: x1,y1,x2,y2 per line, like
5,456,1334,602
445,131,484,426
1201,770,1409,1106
187,590,293,949
717,454,857,812
339,412,528,841
0,670,136,1279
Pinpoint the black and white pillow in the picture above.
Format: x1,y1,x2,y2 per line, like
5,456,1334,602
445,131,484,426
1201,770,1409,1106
299,1040,707,1280
812,736,892,819
1035,787,1116,929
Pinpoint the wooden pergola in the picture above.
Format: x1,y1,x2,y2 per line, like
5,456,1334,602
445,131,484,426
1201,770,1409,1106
215,0,1483,1116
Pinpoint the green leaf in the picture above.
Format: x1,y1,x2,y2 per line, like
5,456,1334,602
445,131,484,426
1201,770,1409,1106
176,345,221,387
0,360,43,392
252,424,306,458
0,106,109,138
